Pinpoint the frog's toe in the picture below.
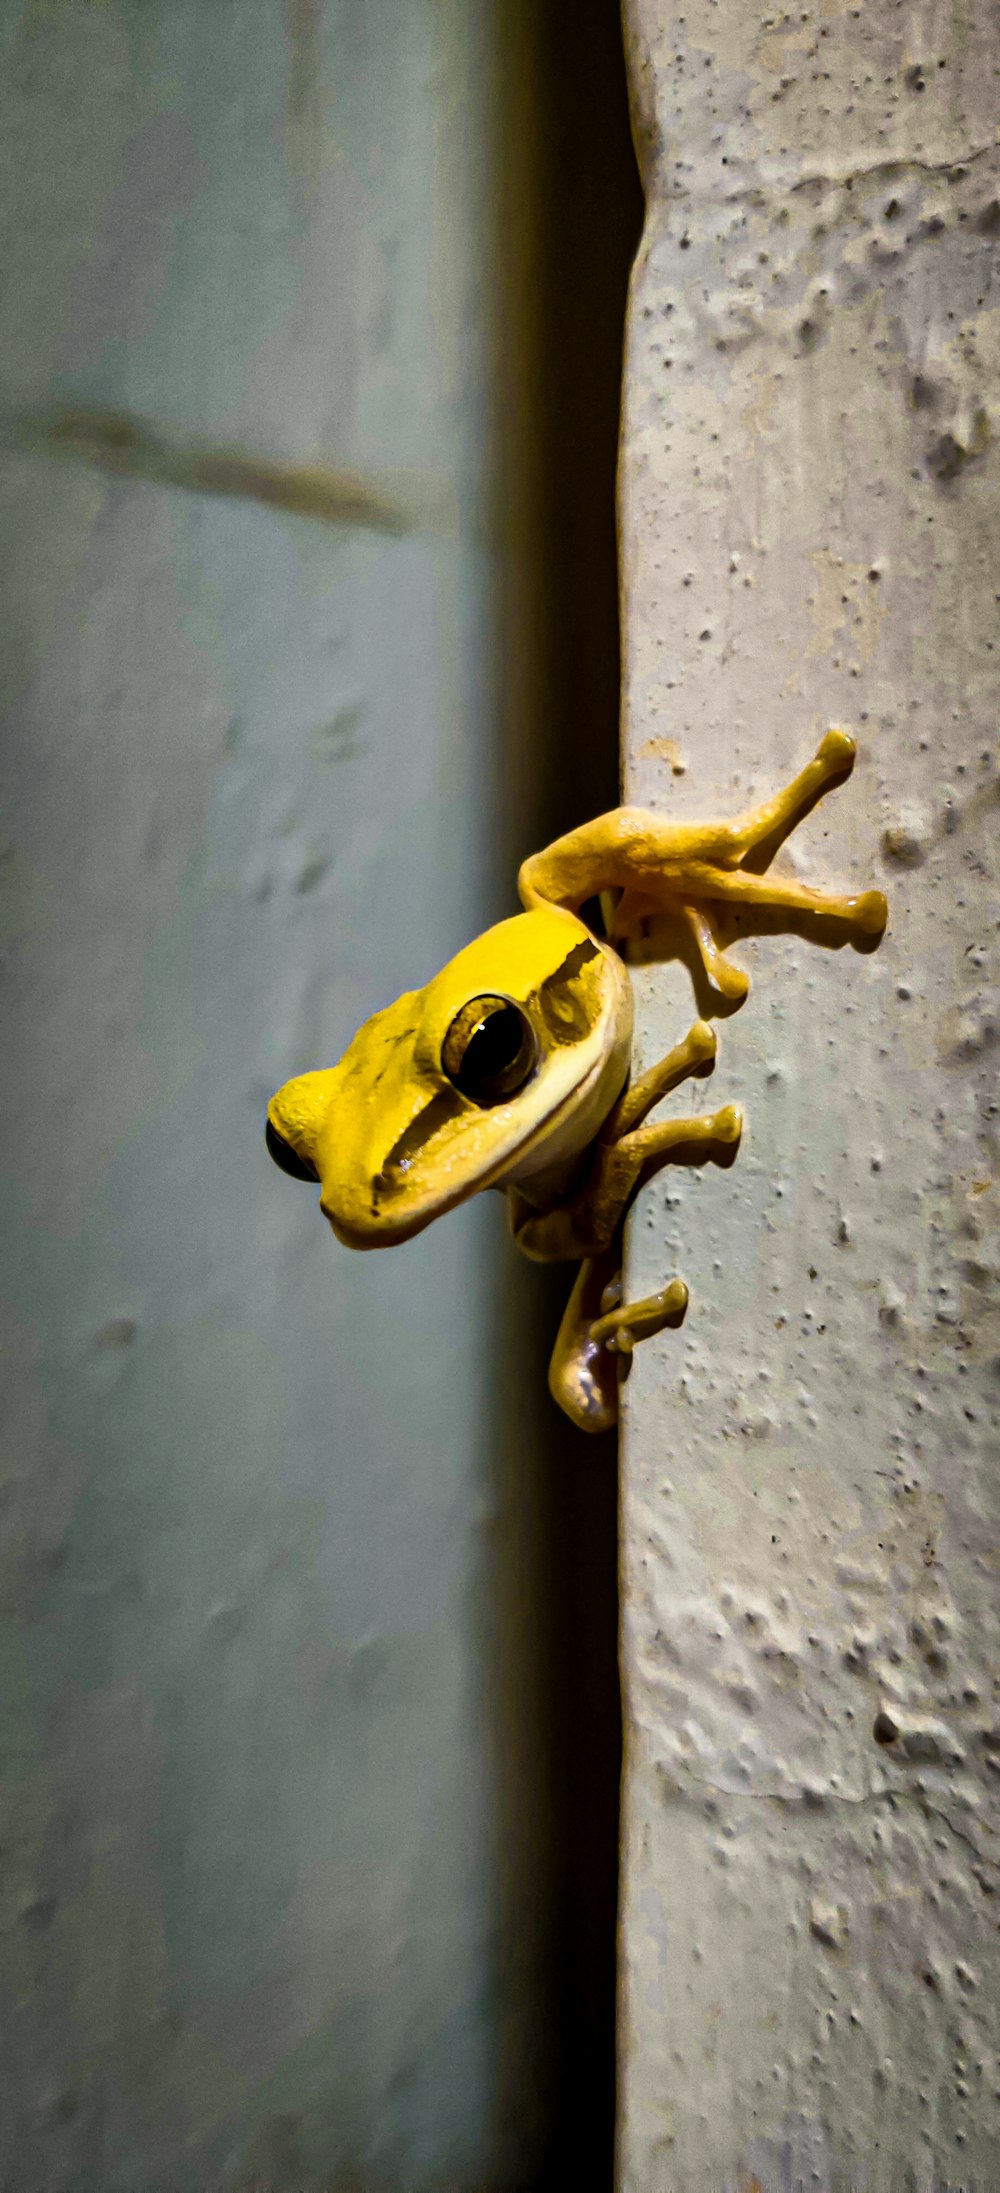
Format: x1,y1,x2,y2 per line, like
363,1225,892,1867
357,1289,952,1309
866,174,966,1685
713,957,750,1002
713,1103,743,1145
856,889,888,935
819,728,856,771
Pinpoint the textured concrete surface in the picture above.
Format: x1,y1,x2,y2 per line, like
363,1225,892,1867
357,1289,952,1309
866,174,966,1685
0,6,552,2186
618,2,999,2186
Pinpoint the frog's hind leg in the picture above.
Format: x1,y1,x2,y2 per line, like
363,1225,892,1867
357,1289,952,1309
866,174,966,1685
549,1246,688,1434
545,1026,733,1428
549,1250,621,1433
591,1273,689,1359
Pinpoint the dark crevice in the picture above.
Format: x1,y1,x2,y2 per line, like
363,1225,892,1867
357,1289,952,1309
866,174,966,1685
489,5,643,2185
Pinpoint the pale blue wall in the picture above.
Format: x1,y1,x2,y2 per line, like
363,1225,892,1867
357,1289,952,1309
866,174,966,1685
0,6,551,2183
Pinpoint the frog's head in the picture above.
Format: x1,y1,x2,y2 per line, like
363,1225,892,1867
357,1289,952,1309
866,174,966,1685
266,905,632,1248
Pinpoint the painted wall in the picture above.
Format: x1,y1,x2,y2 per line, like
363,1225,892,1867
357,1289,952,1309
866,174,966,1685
0,6,545,2185
618,2,1000,2185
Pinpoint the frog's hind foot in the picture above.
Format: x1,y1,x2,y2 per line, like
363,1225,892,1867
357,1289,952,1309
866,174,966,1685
548,1253,689,1434
590,1273,689,1359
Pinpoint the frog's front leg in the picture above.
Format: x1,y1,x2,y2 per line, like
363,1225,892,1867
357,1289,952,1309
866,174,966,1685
573,1098,741,1257
511,1021,742,1264
518,731,887,1002
602,1014,716,1137
548,1245,689,1434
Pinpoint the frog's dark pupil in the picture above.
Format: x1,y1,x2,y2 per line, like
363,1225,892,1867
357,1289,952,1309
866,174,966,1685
460,1005,522,1087
443,997,536,1104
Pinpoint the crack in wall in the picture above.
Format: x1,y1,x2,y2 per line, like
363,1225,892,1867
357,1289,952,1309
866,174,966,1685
4,406,449,534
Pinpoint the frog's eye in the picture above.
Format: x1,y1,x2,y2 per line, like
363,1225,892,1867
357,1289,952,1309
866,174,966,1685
441,994,538,1106
265,1116,319,1182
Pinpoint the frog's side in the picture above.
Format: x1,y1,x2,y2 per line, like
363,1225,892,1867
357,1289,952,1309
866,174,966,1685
267,731,888,1432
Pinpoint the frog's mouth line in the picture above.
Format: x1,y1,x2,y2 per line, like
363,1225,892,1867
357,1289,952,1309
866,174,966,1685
326,1039,626,1252
373,1089,468,1195
363,950,606,1215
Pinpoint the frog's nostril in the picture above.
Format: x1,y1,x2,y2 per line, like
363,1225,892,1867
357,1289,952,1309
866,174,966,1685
265,1115,319,1183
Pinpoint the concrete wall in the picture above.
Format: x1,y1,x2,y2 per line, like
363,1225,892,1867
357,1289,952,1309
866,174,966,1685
618,2,1000,2185
0,6,539,2185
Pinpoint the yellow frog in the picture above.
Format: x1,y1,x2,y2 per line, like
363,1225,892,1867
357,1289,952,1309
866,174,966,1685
267,731,887,1431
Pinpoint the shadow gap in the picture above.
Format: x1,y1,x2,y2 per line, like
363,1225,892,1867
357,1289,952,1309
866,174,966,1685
487,5,643,2185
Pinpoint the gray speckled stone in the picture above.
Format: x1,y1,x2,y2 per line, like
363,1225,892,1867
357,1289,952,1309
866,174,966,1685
618,3,1000,2185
